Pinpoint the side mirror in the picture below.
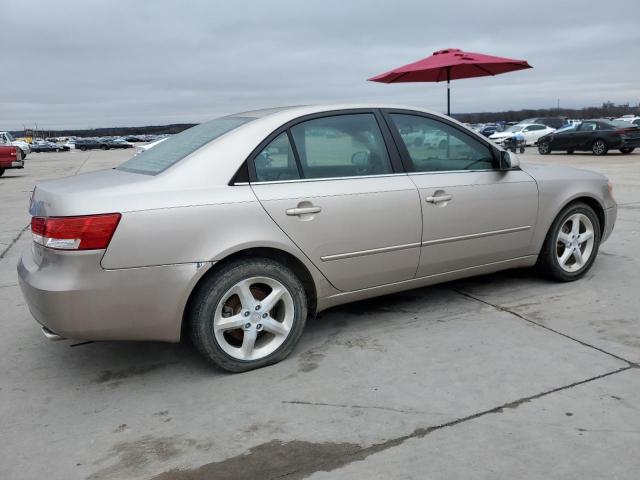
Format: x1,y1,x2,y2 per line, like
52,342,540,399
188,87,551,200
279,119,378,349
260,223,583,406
351,151,369,166
500,150,520,170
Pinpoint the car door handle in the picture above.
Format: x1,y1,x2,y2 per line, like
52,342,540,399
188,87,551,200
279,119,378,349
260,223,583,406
425,194,453,204
286,206,322,216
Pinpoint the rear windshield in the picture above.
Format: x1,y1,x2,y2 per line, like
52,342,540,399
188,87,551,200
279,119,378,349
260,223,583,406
117,116,254,175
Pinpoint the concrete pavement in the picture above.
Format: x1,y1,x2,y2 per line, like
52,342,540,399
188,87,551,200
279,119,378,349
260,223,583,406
0,148,638,479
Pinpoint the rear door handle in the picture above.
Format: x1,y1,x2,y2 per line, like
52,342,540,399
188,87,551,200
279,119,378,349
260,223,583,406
425,194,453,204
286,206,322,216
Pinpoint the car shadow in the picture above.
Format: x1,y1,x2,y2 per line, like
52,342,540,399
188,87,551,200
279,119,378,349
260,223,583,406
37,267,546,382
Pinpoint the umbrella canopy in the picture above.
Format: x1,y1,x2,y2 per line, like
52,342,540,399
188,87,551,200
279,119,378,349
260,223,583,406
368,48,532,115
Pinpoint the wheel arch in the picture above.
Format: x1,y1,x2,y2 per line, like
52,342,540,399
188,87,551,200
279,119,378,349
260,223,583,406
180,246,318,340
541,195,606,252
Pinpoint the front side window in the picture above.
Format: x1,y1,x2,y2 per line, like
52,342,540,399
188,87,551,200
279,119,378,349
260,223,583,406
289,114,393,179
389,114,495,172
254,133,300,182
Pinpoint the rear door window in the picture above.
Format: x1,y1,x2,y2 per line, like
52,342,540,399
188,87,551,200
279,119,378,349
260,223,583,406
289,114,393,179
254,133,301,182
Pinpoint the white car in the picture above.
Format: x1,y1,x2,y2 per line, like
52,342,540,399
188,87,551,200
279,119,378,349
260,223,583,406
615,116,640,127
489,124,555,146
0,131,31,157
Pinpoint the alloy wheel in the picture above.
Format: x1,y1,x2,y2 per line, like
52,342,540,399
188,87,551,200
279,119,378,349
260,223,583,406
556,213,595,273
213,276,294,361
592,140,607,155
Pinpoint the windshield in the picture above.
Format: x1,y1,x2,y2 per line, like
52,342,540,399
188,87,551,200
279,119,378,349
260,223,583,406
5,132,15,141
505,126,524,133
117,116,254,175
556,125,576,132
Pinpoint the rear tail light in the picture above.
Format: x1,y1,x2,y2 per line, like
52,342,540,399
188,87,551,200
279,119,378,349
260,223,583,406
31,213,121,250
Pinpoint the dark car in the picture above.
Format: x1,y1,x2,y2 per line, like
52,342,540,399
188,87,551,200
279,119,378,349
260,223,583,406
75,139,108,151
479,125,502,137
103,139,134,149
538,119,640,156
31,142,69,153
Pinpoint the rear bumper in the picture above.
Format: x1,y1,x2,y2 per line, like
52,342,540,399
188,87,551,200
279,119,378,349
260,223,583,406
0,160,24,169
17,243,211,342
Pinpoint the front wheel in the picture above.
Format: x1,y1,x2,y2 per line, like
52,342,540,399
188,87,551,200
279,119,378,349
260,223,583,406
0,168,4,177
537,202,601,282
592,139,608,155
567,149,575,154
538,142,551,155
189,258,308,372
620,147,635,154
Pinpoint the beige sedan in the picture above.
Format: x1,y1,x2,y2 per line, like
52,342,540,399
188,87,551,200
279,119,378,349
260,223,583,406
18,104,617,372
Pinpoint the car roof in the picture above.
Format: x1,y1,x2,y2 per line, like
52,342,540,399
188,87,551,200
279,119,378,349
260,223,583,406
228,103,442,119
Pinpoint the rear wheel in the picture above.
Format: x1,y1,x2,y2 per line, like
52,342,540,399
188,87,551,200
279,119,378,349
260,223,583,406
538,202,600,281
592,139,608,155
538,142,551,155
567,149,575,154
620,147,635,154
0,168,4,177
189,258,307,372
80,146,87,151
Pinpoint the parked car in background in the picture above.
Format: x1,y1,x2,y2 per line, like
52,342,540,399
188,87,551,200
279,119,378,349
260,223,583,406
538,119,640,155
0,131,30,157
75,139,108,151
520,117,566,129
31,142,70,153
19,104,617,372
615,116,640,127
479,125,501,137
104,139,134,149
0,145,24,176
489,123,555,146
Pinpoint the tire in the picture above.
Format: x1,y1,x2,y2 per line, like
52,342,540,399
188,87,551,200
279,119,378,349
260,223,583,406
55,148,60,152
567,149,575,154
80,146,87,151
620,147,635,154
520,147,525,153
591,139,608,156
537,202,601,282
101,145,108,150
0,168,4,177
538,142,551,155
189,258,308,372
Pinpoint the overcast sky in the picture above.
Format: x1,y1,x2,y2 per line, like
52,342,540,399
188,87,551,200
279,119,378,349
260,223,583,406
1,0,639,130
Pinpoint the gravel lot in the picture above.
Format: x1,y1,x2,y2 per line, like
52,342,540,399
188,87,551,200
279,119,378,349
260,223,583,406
1,147,639,480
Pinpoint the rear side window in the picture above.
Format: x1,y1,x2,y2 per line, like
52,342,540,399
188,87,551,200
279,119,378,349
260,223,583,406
254,133,301,182
289,114,393,179
117,116,254,175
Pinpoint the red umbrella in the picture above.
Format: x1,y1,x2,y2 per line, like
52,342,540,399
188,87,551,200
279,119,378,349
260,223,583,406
368,48,532,116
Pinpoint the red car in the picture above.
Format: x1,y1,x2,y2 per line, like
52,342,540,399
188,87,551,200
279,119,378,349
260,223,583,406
0,145,24,176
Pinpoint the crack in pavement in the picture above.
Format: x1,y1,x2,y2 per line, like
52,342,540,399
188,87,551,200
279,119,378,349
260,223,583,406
281,400,448,416
450,287,639,368
0,224,29,260
152,366,632,480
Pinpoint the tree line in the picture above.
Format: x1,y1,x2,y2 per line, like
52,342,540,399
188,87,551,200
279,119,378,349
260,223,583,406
453,102,640,124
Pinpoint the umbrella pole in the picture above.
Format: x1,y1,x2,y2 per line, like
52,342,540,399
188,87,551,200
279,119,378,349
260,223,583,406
446,67,451,116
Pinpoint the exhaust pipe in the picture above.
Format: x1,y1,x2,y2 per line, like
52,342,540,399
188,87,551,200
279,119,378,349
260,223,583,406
42,326,65,341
